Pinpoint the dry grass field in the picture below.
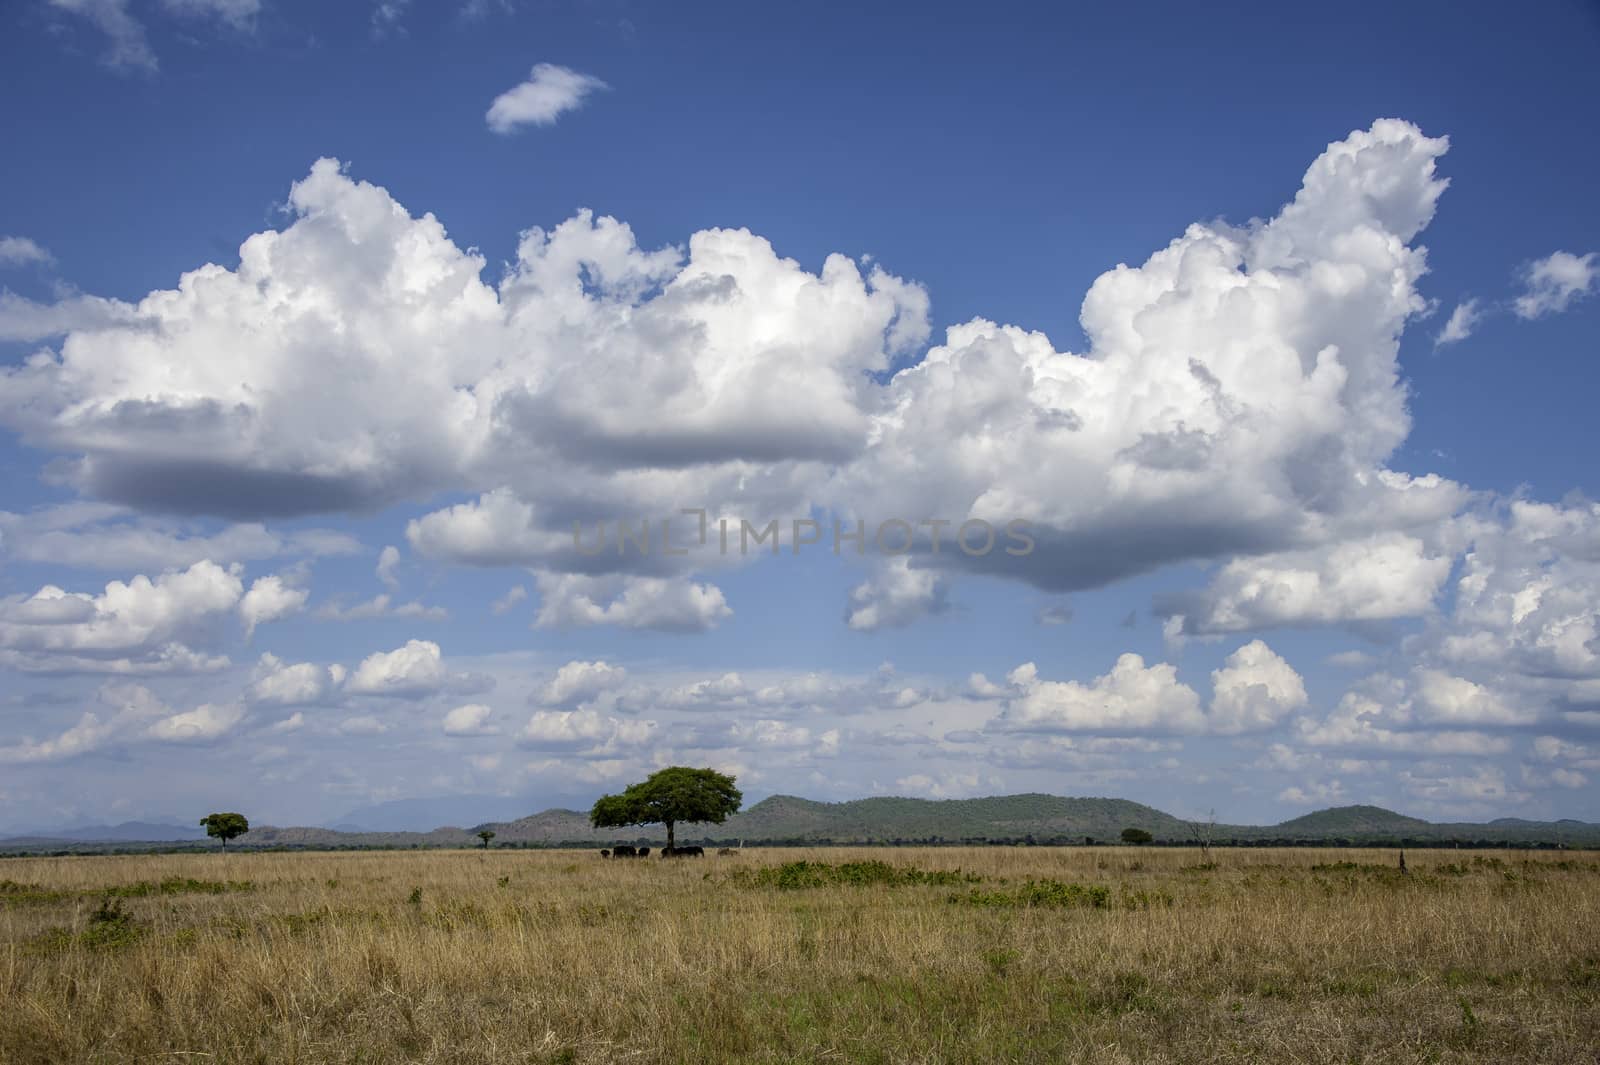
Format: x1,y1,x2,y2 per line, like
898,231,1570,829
3,846,1598,1063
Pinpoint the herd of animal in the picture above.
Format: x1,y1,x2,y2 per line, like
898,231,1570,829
600,844,741,858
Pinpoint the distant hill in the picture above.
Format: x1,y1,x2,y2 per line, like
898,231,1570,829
0,820,208,843
7,797,1598,852
721,793,1196,843
1274,805,1432,836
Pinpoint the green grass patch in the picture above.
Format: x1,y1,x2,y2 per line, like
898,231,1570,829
950,879,1111,909
30,897,145,954
0,879,70,905
102,876,253,897
730,859,982,890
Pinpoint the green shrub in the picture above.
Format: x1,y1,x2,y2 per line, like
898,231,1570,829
950,879,1110,910
730,860,981,891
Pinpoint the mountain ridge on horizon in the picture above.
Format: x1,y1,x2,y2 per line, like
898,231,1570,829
6,792,1598,849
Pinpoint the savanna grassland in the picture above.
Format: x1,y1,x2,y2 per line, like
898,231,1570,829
3,846,1598,1064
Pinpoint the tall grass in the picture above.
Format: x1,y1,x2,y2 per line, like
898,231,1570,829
3,847,1597,1062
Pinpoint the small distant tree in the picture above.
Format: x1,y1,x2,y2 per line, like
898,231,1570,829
590,766,742,852
200,812,249,848
477,829,496,849
1121,827,1153,845
1187,808,1217,863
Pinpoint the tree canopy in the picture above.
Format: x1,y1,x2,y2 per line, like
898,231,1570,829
200,812,250,848
1121,827,1153,845
589,767,741,851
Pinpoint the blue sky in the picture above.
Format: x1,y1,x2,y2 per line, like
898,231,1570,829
1,0,1598,833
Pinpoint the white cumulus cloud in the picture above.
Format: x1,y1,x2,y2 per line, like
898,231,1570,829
239,575,308,638
486,63,607,133
1513,251,1596,319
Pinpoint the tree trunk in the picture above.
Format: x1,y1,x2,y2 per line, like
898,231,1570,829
666,820,675,852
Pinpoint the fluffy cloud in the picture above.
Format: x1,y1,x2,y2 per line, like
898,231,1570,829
539,660,627,708
1166,531,1455,635
442,703,497,736
345,639,449,698
0,121,1483,641
991,642,1307,736
0,236,52,267
0,683,244,762
245,653,344,706
993,655,1205,734
845,558,948,631
1409,669,1534,727
0,161,926,548
239,575,308,638
1208,640,1309,733
486,63,607,133
0,560,241,672
533,573,732,631
1421,500,1600,682
0,291,139,342
1530,735,1600,770
1297,677,1513,755
1513,251,1596,319
144,701,246,743
836,120,1460,598
405,490,579,569
518,708,655,752
723,719,840,754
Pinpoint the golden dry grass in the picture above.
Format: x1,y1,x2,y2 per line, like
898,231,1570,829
3,846,1598,1063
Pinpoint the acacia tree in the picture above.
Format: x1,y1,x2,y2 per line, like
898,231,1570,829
200,812,249,848
1120,827,1153,845
477,829,496,849
589,767,741,852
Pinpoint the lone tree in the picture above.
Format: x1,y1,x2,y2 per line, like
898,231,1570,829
200,812,249,848
1120,827,1153,845
1187,808,1217,863
589,766,741,852
477,829,496,849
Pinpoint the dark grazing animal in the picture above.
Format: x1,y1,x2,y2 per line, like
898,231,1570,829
612,844,638,858
638,846,651,858
600,849,611,858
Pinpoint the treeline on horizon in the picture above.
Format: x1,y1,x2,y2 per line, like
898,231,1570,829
4,834,1593,858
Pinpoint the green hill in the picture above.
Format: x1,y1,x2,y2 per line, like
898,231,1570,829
724,793,1192,843
1273,805,1432,837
